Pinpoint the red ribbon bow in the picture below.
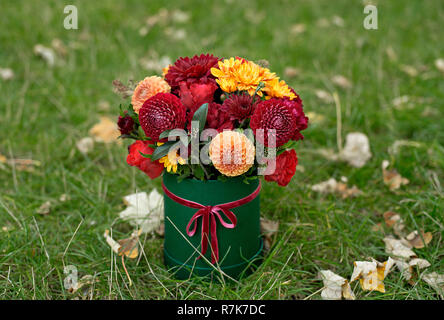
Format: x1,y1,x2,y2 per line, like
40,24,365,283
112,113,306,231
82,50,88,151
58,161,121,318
162,181,261,264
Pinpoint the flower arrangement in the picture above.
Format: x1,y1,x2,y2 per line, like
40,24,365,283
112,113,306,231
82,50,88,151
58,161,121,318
116,54,308,187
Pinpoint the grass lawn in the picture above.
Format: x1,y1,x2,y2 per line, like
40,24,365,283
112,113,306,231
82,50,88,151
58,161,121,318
0,0,443,299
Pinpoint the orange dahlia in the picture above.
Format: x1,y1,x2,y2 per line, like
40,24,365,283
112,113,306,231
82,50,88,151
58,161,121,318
209,131,255,177
131,76,171,114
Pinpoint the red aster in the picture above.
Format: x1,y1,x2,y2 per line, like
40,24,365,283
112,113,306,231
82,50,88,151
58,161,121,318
264,149,298,187
139,93,186,142
221,93,259,122
165,54,220,91
126,140,164,179
250,98,301,147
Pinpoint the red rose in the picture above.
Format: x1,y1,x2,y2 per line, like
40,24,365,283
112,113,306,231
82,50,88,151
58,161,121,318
179,81,218,114
264,149,298,187
139,93,186,142
126,140,164,179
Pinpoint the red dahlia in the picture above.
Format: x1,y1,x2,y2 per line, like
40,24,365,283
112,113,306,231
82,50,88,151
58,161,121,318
250,98,304,147
221,93,259,122
126,140,164,179
284,89,308,141
264,149,298,187
165,54,220,91
139,93,186,142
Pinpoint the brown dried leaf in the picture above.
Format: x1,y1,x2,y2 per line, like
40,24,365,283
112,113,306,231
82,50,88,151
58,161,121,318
350,258,395,293
311,178,362,199
0,68,14,80
284,67,300,79
422,272,444,294
383,236,416,260
383,211,406,237
332,75,352,89
67,274,97,295
261,218,279,251
405,230,432,249
118,229,142,259
76,137,94,154
319,270,355,300
89,117,120,144
37,201,51,216
7,158,41,172
382,160,409,191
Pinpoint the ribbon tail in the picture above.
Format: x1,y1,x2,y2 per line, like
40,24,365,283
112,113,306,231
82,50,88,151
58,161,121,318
198,210,210,260
210,214,219,264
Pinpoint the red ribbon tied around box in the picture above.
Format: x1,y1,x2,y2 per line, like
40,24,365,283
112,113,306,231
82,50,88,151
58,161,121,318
162,181,261,264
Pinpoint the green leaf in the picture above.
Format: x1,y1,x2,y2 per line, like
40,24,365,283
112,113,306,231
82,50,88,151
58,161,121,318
151,141,180,161
191,103,209,133
193,165,205,180
138,151,152,159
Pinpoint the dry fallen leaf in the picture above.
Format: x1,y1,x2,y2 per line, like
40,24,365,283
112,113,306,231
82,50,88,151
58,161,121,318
315,89,334,103
284,67,300,79
290,23,306,35
139,51,172,73
67,274,97,295
319,270,355,300
119,190,164,234
118,229,142,259
0,68,14,80
434,58,444,73
33,44,55,67
332,75,352,89
422,272,444,294
305,112,325,125
405,230,432,249
400,65,419,77
383,236,416,260
311,178,362,199
332,15,345,27
59,193,70,202
385,47,397,62
51,38,68,58
394,258,431,284
350,258,395,293
76,137,94,155
382,160,409,191
37,201,51,216
7,158,41,172
260,217,279,251
383,211,406,237
339,132,372,168
392,95,410,109
89,117,120,144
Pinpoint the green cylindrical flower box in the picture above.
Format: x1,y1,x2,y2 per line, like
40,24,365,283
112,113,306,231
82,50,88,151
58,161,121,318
163,173,263,280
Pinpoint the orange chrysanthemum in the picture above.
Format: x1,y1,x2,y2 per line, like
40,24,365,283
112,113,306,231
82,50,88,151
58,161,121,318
131,76,171,114
209,131,255,177
263,78,297,100
211,58,277,96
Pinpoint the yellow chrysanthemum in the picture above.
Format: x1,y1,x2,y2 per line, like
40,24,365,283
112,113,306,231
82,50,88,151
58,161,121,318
263,78,297,100
158,149,186,173
209,131,255,177
162,65,170,79
211,58,277,96
157,142,186,173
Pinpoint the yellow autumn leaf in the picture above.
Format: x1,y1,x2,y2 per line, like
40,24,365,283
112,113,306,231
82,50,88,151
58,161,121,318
89,116,121,144
350,258,395,293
